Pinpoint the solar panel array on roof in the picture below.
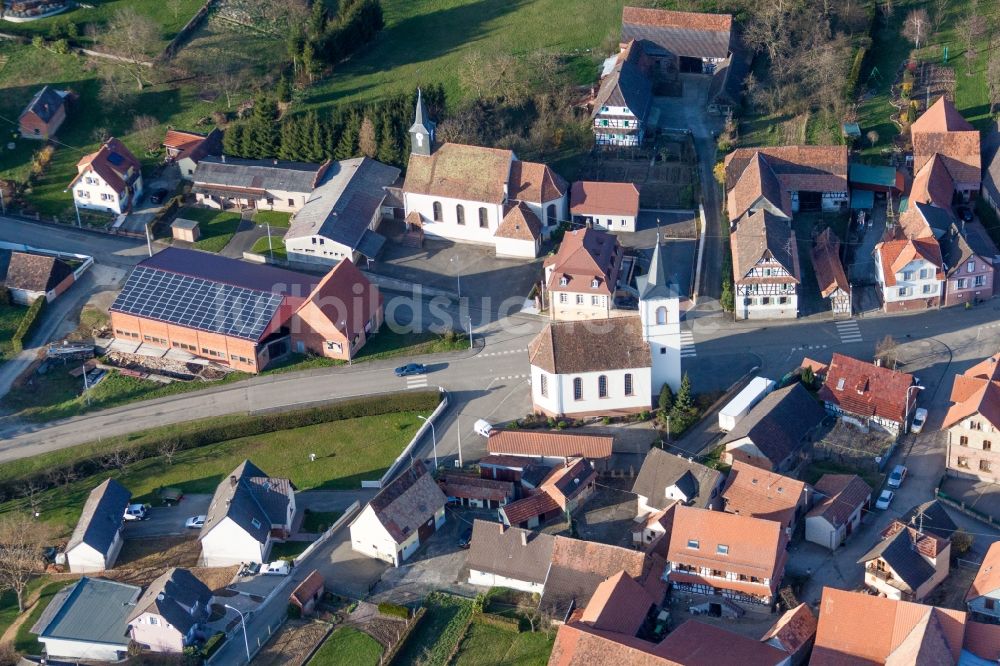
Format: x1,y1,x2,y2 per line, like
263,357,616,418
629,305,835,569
111,266,284,341
107,152,124,166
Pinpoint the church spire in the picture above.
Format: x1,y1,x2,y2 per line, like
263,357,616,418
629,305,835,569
641,233,671,300
409,88,435,157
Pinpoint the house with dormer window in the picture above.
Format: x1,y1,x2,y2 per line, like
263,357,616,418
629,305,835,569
69,137,143,215
665,505,787,607
944,354,1000,483
543,228,624,321
818,353,917,435
128,568,213,654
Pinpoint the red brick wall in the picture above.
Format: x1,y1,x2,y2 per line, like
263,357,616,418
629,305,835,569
18,106,65,140
110,312,261,372
883,296,941,313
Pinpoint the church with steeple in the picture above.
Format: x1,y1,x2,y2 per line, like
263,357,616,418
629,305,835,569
527,238,682,418
401,90,569,259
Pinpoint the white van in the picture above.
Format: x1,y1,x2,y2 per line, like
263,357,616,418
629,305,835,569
473,419,494,437
124,504,148,521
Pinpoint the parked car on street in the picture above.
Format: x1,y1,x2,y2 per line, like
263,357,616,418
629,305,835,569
124,504,148,521
264,560,291,576
394,363,426,377
474,419,493,437
911,408,928,434
458,527,473,549
875,489,895,510
887,465,907,489
185,515,206,529
957,206,974,222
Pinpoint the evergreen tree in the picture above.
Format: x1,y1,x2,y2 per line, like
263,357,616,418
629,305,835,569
248,96,280,158
801,365,815,389
334,112,361,159
222,123,245,157
674,373,693,412
358,117,377,157
277,117,303,161
301,43,318,83
236,121,255,158
308,0,327,42
658,383,675,413
376,114,399,165
276,75,292,104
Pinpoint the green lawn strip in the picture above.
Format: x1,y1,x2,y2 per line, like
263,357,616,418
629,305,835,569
0,304,28,362
452,622,554,666
393,592,473,665
354,329,468,362
0,576,52,639
302,510,343,533
180,208,243,253
1,411,422,537
252,210,293,228
311,626,383,666
250,235,288,260
803,459,881,494
854,7,911,158
14,579,76,655
302,0,627,110
270,540,311,561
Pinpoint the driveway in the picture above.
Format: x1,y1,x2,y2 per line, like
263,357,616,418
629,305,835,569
123,494,212,538
650,74,725,303
120,167,181,234
368,505,496,605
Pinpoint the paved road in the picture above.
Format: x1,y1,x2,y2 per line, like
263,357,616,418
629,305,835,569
0,215,150,268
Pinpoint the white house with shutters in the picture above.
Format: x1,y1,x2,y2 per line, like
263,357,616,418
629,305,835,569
592,41,652,147
873,237,945,313
401,91,568,256
69,138,144,215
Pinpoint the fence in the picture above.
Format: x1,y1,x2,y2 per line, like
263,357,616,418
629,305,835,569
292,501,361,566
361,387,449,488
158,0,215,61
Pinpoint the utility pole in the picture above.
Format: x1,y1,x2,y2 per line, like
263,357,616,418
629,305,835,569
267,222,273,259
457,415,463,467
145,222,153,257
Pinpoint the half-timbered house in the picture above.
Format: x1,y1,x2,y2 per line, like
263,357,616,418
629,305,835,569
730,211,800,320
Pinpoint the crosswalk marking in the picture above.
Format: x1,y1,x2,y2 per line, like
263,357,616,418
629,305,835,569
680,331,697,358
405,376,428,389
480,349,524,357
835,319,863,344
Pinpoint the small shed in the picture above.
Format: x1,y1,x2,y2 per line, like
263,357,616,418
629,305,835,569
848,163,903,194
842,123,861,140
171,217,201,242
289,570,325,616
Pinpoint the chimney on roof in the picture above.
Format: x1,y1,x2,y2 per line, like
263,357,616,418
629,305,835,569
520,531,527,547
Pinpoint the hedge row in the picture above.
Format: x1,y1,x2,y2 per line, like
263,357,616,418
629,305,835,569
11,296,46,354
844,47,867,103
149,195,183,237
378,602,410,620
472,611,520,633
0,389,440,501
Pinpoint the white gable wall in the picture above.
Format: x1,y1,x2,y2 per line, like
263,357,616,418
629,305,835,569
468,569,545,595
40,637,127,662
404,192,504,245
72,167,127,214
531,365,652,417
284,234,354,266
349,504,400,566
200,517,268,567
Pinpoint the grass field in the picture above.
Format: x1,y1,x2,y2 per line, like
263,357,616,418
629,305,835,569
302,510,342,533
0,0,205,51
0,43,224,217
452,622,555,666
250,235,287,260
302,0,626,110
0,304,28,363
178,207,243,252
253,210,292,228
394,592,473,665
0,410,422,537
311,627,383,666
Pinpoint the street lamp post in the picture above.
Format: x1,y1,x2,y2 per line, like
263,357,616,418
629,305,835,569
451,256,462,299
467,317,473,349
0,186,5,216
904,385,926,434
418,415,438,469
224,604,251,663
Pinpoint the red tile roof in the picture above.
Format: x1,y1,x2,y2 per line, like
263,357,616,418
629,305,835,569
541,459,596,508
501,492,560,526
721,461,805,529
294,258,381,350
818,353,916,425
71,137,140,194
724,146,849,202
438,473,514,503
812,586,967,665
967,541,1000,602
943,353,1000,431
912,97,981,185
963,621,1000,662
544,228,622,295
726,152,790,221
488,430,613,459
509,160,567,203
290,570,324,607
811,228,850,298
667,505,786,592
580,571,654,636
806,474,872,528
761,603,817,655
875,236,944,287
622,6,732,32
570,181,641,217
496,201,542,241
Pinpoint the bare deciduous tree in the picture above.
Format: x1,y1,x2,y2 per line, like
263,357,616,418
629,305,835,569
0,513,53,612
45,467,78,490
158,439,180,467
902,9,931,49
18,482,44,517
875,334,899,369
131,115,161,154
100,8,159,90
881,0,894,17
166,0,184,20
101,446,137,473
987,44,1000,112
867,130,880,146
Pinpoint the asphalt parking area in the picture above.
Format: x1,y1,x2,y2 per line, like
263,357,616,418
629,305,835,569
124,494,212,538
